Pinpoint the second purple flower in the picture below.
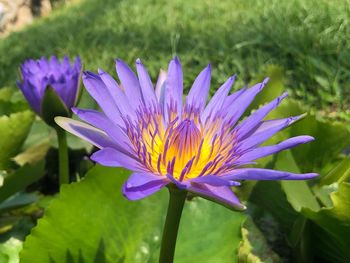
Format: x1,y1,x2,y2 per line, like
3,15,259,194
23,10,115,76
18,55,82,119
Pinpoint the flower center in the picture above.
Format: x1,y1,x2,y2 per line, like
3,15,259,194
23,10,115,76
166,119,201,162
126,105,238,181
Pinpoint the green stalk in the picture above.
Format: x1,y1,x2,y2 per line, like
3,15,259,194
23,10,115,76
55,127,69,185
159,185,187,263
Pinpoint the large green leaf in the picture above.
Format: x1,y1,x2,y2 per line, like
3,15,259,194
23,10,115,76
0,88,29,116
20,166,245,263
302,182,350,262
274,150,320,213
0,161,45,203
273,149,350,262
238,217,280,263
0,111,34,170
0,237,23,263
319,156,350,186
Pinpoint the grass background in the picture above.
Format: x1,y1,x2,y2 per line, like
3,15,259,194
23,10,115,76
0,0,349,109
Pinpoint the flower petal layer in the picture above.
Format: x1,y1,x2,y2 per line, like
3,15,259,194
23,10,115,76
122,172,169,200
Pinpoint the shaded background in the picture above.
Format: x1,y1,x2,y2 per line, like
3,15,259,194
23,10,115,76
0,0,349,112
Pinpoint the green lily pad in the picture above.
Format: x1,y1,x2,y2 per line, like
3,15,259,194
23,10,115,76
0,161,45,203
0,237,23,263
20,166,245,263
274,150,320,213
302,182,350,263
238,217,280,263
274,149,350,262
0,110,34,170
320,156,350,186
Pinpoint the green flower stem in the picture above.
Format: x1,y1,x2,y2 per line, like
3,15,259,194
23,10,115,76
159,185,187,263
55,127,69,185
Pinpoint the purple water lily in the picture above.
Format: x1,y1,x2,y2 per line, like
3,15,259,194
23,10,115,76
18,55,82,116
56,57,317,210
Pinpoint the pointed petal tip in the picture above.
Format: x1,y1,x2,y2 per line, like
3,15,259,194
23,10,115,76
135,58,142,64
54,116,70,128
281,91,289,98
89,151,100,163
263,77,270,84
82,71,95,78
71,107,79,115
115,58,127,67
236,203,247,211
302,173,319,179
270,91,289,105
292,113,308,122
172,56,181,65
301,135,315,142
97,68,105,75
74,55,81,62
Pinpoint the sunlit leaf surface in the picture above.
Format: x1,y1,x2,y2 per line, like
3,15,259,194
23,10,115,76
20,166,245,263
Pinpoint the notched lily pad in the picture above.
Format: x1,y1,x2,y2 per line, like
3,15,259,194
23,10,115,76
238,217,280,263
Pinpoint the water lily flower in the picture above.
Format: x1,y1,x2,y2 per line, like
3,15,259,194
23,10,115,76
56,57,317,210
18,55,82,122
18,55,82,185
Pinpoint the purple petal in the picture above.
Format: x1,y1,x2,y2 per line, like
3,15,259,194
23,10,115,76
73,56,82,72
166,174,188,189
72,108,131,153
115,59,143,109
37,57,49,71
222,87,247,111
236,136,314,163
122,172,169,200
190,175,240,186
235,92,288,140
55,117,118,149
201,75,235,122
50,56,60,68
17,81,41,115
236,115,304,152
90,147,145,172
155,69,167,101
250,117,299,136
62,55,70,69
164,57,183,117
51,75,79,109
188,183,246,211
98,69,135,122
222,168,319,180
224,78,269,126
135,59,157,105
82,71,122,123
186,64,211,111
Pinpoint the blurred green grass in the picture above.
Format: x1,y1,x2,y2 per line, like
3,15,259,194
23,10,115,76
0,0,349,109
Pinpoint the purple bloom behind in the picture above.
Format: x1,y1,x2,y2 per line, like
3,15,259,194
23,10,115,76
56,57,318,210
17,56,82,116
